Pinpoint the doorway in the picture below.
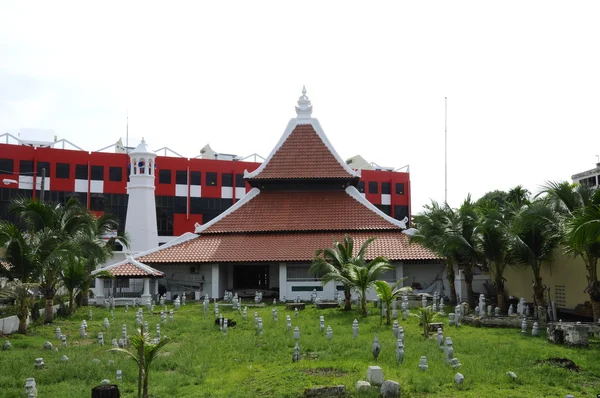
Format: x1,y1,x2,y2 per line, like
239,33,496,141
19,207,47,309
233,265,270,290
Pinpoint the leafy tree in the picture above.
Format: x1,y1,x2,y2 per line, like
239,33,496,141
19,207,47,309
410,306,440,338
0,280,40,334
311,236,374,311
111,324,172,398
510,199,562,307
411,201,458,304
348,257,394,317
373,279,412,325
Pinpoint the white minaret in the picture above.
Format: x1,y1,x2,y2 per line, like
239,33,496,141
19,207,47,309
124,138,158,253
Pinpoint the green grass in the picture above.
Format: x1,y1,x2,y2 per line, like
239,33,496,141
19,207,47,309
1,303,599,397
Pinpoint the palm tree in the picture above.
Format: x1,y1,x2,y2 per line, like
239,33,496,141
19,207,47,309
111,324,172,398
8,197,122,323
310,236,373,311
541,181,600,321
348,257,394,317
411,201,458,304
0,280,40,334
373,279,412,325
475,200,512,311
510,199,562,307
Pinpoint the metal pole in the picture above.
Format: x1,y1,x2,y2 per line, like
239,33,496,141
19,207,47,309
445,97,447,204
40,168,46,203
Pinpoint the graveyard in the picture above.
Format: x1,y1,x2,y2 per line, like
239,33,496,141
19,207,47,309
2,297,600,398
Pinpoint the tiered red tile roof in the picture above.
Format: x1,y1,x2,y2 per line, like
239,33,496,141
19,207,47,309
137,231,436,263
136,89,439,264
201,190,402,233
94,257,165,278
247,124,357,180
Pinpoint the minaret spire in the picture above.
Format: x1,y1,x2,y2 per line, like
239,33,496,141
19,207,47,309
295,85,313,119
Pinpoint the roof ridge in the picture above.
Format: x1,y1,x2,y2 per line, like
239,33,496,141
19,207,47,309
195,187,261,233
344,186,408,229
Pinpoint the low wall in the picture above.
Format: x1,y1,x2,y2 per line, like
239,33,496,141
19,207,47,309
0,303,65,335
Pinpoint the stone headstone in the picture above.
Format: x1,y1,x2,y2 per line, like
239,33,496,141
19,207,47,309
380,380,400,398
257,318,263,335
223,319,228,336
272,308,278,322
532,322,539,337
326,325,333,340
98,332,104,347
24,378,37,398
367,365,384,385
451,357,461,369
101,379,111,385
61,355,69,361
397,327,404,343
421,296,427,308
156,324,161,339
372,335,381,360
3,340,13,350
55,327,61,340
111,309,114,320
116,369,123,381
454,373,465,384
125,303,129,312
449,313,455,326
169,310,174,322
292,342,300,362
487,305,492,317
295,307,299,317
392,321,399,338
293,326,300,340
112,338,118,347
495,307,501,316
445,337,454,364
319,316,325,333
43,341,53,350
395,340,404,364
506,371,518,380
508,304,514,316
521,319,527,335
182,293,186,306
103,318,110,329
34,358,45,369
356,380,371,393
352,319,359,339
418,356,428,371
61,335,67,347
107,360,115,366
437,328,444,350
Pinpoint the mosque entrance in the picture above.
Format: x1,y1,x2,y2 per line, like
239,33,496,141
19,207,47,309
233,265,270,290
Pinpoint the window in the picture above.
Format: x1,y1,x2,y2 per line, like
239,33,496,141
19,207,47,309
190,171,201,185
358,181,365,193
221,173,233,187
395,183,405,195
19,160,34,175
287,265,319,281
206,172,217,186
175,170,187,185
75,164,88,180
56,163,70,179
368,181,378,194
90,166,104,181
37,161,50,177
0,158,13,173
394,205,409,223
382,182,390,195
159,169,172,184
376,204,391,215
174,197,187,214
235,174,245,187
109,166,122,182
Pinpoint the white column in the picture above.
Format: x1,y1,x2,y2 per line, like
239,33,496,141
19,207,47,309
455,269,466,304
279,263,287,301
141,278,151,300
395,262,404,286
95,278,105,302
211,264,219,299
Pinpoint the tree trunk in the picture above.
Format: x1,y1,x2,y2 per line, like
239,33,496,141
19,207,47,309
68,291,75,315
344,287,352,311
532,274,545,308
44,297,54,324
82,287,90,307
138,326,144,398
591,299,600,323
17,301,28,334
361,294,368,317
448,276,457,305
495,275,506,311
142,372,149,398
465,278,475,309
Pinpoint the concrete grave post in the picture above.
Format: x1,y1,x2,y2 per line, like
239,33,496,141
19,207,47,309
352,319,359,339
418,356,428,371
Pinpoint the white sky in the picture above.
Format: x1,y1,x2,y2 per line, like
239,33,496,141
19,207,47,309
1,1,599,213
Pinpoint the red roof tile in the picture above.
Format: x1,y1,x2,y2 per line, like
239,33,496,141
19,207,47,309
248,124,356,180
94,259,165,278
202,190,402,233
137,231,439,263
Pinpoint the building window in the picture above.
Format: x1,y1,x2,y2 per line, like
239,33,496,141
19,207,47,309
376,204,391,215
190,171,201,186
36,161,50,177
174,197,187,214
109,166,122,182
159,169,172,184
287,265,320,281
19,160,34,175
206,172,217,186
368,181,378,194
395,183,405,195
0,158,14,174
235,174,245,187
56,163,70,179
75,164,88,180
222,173,233,187
382,182,390,195
175,170,187,185
358,181,365,193
91,166,104,181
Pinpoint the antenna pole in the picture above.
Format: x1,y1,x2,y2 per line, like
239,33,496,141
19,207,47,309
445,97,447,204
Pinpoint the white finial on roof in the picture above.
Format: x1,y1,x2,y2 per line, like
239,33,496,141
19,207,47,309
295,85,312,119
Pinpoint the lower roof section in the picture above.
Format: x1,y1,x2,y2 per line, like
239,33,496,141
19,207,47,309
136,231,440,264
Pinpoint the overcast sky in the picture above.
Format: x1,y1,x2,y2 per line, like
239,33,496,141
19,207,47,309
1,1,599,213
